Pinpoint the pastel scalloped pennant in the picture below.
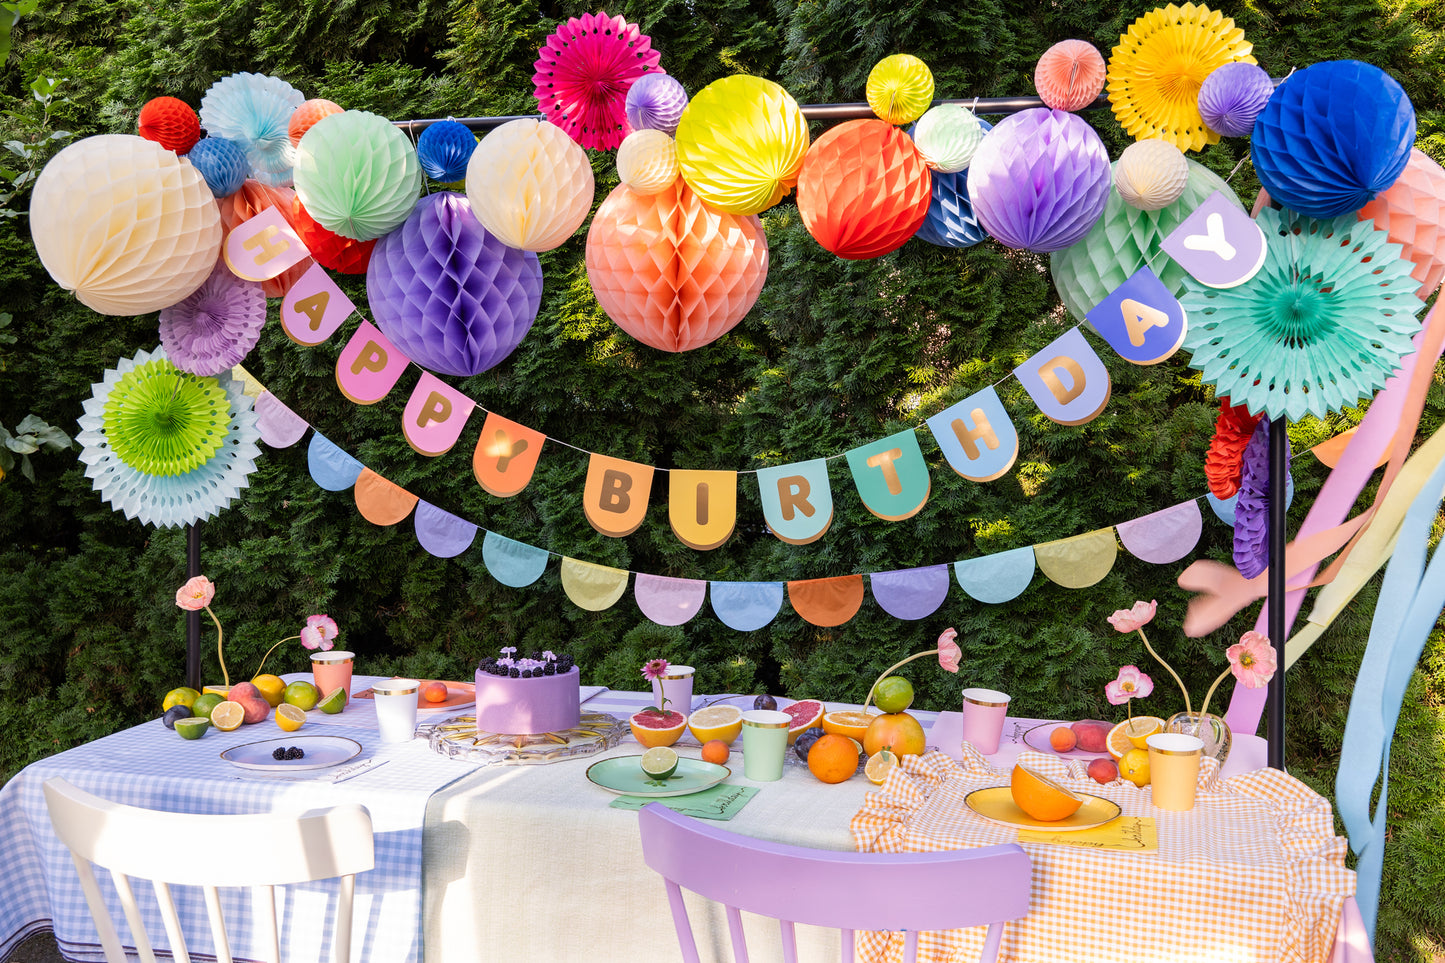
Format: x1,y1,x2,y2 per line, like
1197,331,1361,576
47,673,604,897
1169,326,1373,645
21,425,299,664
354,468,418,526
481,531,549,587
560,557,630,611
634,573,708,626
787,574,865,627
307,432,364,491
1116,500,1203,564
414,500,478,558
868,564,951,620
254,391,309,448
953,547,1035,603
1033,528,1118,588
709,581,785,631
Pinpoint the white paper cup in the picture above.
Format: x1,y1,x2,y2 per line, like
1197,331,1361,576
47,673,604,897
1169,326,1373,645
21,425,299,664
372,677,420,743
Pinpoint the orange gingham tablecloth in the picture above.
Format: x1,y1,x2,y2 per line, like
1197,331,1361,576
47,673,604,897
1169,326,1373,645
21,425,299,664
850,749,1355,963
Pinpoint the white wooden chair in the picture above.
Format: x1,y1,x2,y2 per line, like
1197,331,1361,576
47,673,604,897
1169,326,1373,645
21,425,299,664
42,777,374,963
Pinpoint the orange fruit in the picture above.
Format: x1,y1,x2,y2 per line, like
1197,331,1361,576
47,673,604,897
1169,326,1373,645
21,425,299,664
822,709,876,742
629,709,687,748
862,712,926,757
806,733,860,784
1107,716,1165,759
1009,764,1083,821
782,699,825,745
700,739,730,765
864,748,898,785
686,705,744,745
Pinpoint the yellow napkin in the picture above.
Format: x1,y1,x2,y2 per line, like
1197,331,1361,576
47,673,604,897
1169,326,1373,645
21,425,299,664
1017,816,1156,851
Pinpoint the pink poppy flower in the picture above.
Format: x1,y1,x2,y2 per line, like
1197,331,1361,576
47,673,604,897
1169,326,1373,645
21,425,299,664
175,575,215,611
300,614,339,651
936,628,961,673
641,658,669,682
1105,664,1155,705
1227,632,1277,688
1107,599,1157,633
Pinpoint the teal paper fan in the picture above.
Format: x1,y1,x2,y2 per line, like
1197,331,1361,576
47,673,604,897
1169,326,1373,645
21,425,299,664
1180,209,1425,422
293,110,422,241
1051,159,1242,322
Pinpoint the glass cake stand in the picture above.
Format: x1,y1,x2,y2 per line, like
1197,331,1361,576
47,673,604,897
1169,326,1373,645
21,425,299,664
420,711,627,766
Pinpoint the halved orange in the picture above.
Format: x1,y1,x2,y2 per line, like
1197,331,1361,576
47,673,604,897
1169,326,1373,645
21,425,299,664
686,705,743,745
822,709,877,742
1108,716,1165,759
1009,764,1083,821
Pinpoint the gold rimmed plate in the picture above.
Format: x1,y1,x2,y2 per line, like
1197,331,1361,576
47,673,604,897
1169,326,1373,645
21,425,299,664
586,756,730,798
963,786,1123,833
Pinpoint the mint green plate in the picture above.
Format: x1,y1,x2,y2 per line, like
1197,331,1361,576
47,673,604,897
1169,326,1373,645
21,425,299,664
586,756,730,798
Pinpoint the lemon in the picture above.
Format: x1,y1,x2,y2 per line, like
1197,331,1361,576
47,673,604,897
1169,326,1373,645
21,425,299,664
873,676,914,714
190,692,225,722
251,675,286,708
275,703,306,732
864,748,897,785
174,717,210,740
317,686,348,714
163,687,201,712
1120,747,1151,787
210,701,246,732
283,680,319,711
640,746,679,780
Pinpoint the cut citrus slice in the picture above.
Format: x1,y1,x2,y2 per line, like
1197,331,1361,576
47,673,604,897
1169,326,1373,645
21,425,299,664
629,708,688,748
864,748,898,785
640,746,679,779
1009,763,1083,821
317,686,347,714
822,709,877,742
686,705,743,745
275,704,306,732
1108,716,1165,758
782,699,825,745
210,701,246,732
174,717,210,740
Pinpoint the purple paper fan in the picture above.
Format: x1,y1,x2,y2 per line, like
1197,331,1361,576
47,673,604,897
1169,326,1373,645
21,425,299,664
366,192,542,378
1198,62,1275,138
1233,419,1291,579
159,260,267,376
625,74,689,136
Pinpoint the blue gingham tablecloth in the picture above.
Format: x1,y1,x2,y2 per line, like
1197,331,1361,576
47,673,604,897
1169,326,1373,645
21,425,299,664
0,675,478,963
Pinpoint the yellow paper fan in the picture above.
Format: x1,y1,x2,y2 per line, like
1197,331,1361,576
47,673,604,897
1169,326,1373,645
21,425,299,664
1106,3,1255,153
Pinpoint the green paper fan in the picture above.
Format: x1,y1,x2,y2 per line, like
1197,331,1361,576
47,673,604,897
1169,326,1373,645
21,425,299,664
1180,210,1425,422
1050,159,1243,322
103,357,229,476
292,110,422,241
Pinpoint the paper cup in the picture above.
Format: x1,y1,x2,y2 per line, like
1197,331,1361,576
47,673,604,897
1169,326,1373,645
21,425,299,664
311,650,354,706
1147,732,1203,811
651,665,695,713
372,677,420,743
961,687,1011,754
740,709,790,781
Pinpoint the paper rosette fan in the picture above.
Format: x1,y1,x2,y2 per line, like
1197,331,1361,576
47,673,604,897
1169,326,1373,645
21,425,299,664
912,105,983,174
1180,208,1425,422
29,135,222,316
1051,159,1239,320
1106,3,1255,152
1196,62,1274,137
796,119,931,260
911,119,991,249
675,75,810,216
1251,60,1415,219
293,110,421,241
1358,149,1445,300
626,74,689,136
866,54,934,126
367,192,543,377
466,119,595,253
416,120,476,183
586,180,768,352
532,11,662,151
138,97,201,154
158,260,266,376
290,196,375,274
75,347,261,528
218,179,312,297
966,108,1110,253
1205,401,1262,499
198,72,306,187
1035,40,1107,112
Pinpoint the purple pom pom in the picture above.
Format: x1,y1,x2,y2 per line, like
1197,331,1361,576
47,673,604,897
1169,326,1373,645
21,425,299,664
1233,419,1291,579
1198,63,1275,138
625,74,688,137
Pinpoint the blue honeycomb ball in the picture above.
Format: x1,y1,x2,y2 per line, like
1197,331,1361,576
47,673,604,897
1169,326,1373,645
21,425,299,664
416,120,476,184
185,137,249,198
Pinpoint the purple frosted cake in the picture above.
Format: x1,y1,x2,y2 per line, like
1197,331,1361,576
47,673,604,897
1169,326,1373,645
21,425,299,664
474,649,580,734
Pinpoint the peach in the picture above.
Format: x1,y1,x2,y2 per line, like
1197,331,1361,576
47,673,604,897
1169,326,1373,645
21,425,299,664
1071,720,1110,753
1087,757,1119,784
1048,726,1078,751
422,681,449,703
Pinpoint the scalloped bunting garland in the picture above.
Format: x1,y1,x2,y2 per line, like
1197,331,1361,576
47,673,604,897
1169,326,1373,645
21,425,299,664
1116,500,1203,564
1033,528,1118,588
954,547,1036,603
869,564,951,619
634,574,708,626
710,581,786,632
787,574,866,627
354,467,419,525
254,391,309,447
414,500,478,559
481,531,549,587
560,557,630,611
307,431,364,491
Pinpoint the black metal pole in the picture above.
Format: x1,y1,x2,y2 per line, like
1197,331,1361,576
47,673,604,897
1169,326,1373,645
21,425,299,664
186,521,202,690
1267,416,1287,769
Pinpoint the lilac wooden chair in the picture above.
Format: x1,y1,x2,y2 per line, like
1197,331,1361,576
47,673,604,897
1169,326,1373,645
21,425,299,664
637,803,1031,963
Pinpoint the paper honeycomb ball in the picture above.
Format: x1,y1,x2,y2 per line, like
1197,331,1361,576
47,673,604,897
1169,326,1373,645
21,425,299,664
29,135,222,316
586,180,768,352
185,138,249,198
866,54,935,126
367,192,543,378
138,97,201,154
626,73,689,136
967,108,1110,253
416,120,476,183
465,118,594,252
293,110,422,241
1197,62,1274,137
1114,138,1190,210
218,179,312,297
1251,60,1415,218
1357,148,1445,300
1050,159,1242,320
675,75,810,216
288,98,343,145
290,195,375,274
796,119,932,260
532,11,662,151
199,72,305,187
912,104,983,173
1034,40,1107,112
911,118,992,248
616,129,679,195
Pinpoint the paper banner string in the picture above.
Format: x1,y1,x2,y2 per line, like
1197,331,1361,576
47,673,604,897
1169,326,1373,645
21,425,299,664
306,432,364,491
710,581,785,632
634,574,708,626
787,575,866,627
481,531,549,588
1116,500,1203,564
254,391,309,448
869,565,951,620
414,500,478,559
954,547,1036,603
1033,528,1118,588
560,558,630,611
353,468,418,526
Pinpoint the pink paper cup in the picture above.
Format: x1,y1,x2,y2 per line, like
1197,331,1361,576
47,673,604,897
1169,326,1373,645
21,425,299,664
961,687,1011,755
311,651,354,706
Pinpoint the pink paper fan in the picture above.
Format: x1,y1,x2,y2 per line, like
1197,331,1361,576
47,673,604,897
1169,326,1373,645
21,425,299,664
533,11,662,151
158,260,267,376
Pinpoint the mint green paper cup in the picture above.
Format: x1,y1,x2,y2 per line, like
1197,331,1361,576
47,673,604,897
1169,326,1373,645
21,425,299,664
741,709,790,781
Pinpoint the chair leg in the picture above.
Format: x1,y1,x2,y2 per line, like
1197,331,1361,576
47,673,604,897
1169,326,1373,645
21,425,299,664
335,873,356,963
979,921,1005,963
253,884,279,963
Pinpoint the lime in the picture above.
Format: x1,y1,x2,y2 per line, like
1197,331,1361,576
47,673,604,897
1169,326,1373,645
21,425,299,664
174,717,210,740
210,701,246,732
317,686,347,714
190,692,225,721
873,676,915,714
283,680,319,711
251,674,286,708
640,746,679,780
163,687,200,712
275,704,306,732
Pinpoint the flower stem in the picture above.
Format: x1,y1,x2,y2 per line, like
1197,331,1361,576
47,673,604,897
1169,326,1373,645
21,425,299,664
1138,628,1191,715
254,636,301,678
1195,667,1233,725
206,605,228,688
863,649,937,713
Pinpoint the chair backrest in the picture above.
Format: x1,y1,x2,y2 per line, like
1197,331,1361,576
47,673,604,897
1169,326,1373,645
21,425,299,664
637,802,1031,963
42,777,374,963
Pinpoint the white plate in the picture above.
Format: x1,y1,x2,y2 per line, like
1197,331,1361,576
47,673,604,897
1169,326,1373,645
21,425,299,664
220,736,363,772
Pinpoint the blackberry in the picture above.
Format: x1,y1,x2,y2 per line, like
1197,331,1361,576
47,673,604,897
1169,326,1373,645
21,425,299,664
543,663,556,675
520,669,532,678
272,746,288,760
286,746,305,760
509,667,520,678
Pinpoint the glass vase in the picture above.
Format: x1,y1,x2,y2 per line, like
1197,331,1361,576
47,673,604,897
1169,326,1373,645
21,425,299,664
1165,712,1232,769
